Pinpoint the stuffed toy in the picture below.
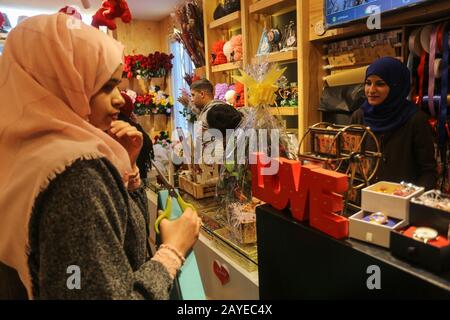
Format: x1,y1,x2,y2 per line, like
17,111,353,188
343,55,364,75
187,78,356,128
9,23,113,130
223,0,240,15
211,40,227,65
213,2,226,20
230,34,243,61
225,89,236,106
223,40,233,62
59,6,82,20
233,82,245,108
92,0,132,30
214,83,229,101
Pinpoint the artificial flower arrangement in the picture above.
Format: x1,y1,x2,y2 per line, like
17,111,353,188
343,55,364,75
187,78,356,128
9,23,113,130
124,52,174,79
153,131,172,149
184,72,202,86
133,88,173,116
177,88,197,123
172,0,205,68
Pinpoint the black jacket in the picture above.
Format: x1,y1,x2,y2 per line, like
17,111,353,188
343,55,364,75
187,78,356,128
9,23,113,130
351,108,437,190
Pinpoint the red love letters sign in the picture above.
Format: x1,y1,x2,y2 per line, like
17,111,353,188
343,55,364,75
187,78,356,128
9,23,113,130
250,152,349,239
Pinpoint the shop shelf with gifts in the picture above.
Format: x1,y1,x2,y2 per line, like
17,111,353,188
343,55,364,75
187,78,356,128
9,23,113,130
249,0,296,16
209,10,241,30
253,49,297,64
211,60,243,73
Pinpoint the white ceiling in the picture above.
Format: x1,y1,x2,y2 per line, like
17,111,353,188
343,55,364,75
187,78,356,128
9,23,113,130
0,0,181,21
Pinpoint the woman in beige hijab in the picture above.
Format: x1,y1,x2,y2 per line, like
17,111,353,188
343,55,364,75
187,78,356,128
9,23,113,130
0,13,200,299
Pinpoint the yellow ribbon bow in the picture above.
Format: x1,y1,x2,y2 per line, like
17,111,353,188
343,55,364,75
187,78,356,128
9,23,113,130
232,66,286,107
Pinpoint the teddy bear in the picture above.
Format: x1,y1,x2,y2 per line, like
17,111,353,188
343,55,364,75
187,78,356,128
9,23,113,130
211,40,227,65
233,82,245,108
230,34,243,61
92,0,132,30
223,40,233,62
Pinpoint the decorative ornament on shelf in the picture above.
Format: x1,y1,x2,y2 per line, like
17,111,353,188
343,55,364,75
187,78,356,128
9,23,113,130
267,28,282,52
314,20,326,36
256,28,270,56
281,20,297,52
91,0,132,30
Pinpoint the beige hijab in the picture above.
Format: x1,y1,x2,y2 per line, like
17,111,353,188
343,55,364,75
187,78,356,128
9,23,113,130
0,13,132,298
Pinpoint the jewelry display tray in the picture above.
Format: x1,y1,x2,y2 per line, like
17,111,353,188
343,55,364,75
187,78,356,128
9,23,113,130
349,181,423,248
361,181,424,220
349,210,407,248
390,192,450,273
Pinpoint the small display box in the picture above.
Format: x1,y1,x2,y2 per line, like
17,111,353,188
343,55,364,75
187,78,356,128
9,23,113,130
390,190,450,273
361,181,424,219
349,181,424,248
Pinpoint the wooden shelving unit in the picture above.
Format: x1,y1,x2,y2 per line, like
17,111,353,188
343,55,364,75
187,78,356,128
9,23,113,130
252,49,297,64
203,1,248,86
200,0,450,146
249,0,296,16
211,61,243,73
209,11,241,30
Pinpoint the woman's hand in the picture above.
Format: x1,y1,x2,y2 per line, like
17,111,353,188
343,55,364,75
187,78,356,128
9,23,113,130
108,120,143,165
159,207,201,257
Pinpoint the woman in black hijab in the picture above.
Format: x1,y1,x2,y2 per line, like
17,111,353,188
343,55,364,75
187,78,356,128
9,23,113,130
351,57,437,190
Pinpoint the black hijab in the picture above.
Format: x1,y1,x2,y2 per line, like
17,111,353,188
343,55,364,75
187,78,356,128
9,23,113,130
362,57,418,133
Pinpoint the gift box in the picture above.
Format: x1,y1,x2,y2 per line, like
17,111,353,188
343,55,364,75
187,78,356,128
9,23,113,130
390,190,450,273
227,202,258,244
212,227,258,272
349,210,407,248
349,181,424,248
231,219,257,244
361,181,424,219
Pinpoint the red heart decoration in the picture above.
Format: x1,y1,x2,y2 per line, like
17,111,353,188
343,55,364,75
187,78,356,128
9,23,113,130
213,260,230,286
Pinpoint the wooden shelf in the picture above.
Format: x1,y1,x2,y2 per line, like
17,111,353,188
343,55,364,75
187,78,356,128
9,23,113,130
253,50,298,64
249,0,296,16
209,11,241,30
270,107,298,116
211,61,242,73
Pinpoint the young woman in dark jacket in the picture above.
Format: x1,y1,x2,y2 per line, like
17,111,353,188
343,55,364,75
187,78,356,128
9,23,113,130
351,57,437,190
